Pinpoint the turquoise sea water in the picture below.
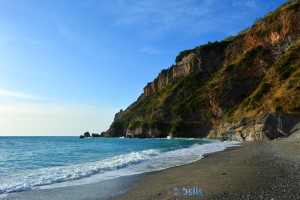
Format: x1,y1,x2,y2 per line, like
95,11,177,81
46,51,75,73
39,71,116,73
0,137,239,195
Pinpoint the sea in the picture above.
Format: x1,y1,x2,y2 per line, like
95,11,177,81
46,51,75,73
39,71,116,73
0,136,239,195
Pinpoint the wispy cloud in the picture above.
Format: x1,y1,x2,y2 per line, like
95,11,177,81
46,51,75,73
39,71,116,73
105,0,210,37
0,35,14,43
57,23,77,42
233,0,258,8
23,37,40,45
50,7,101,60
0,89,64,104
96,0,262,38
0,90,38,100
0,34,40,47
140,46,164,55
51,7,76,42
78,0,93,8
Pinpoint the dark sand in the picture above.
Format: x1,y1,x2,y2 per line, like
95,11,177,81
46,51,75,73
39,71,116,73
2,132,299,200
114,132,300,200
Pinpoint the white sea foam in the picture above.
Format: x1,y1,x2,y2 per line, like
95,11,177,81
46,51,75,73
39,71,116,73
0,140,240,194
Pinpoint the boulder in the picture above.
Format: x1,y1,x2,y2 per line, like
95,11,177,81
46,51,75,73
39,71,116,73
92,133,101,137
84,132,91,137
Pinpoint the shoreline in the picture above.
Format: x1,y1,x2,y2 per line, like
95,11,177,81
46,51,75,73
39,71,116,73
2,134,299,200
1,174,144,200
1,139,237,200
114,134,300,199
0,138,237,199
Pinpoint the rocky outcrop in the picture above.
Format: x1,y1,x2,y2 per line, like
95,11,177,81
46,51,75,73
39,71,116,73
142,1,300,98
80,131,91,138
208,113,300,141
84,132,91,137
143,41,229,97
92,133,102,137
80,132,103,138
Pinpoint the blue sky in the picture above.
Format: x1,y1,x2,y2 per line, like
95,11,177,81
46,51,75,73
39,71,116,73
0,0,287,136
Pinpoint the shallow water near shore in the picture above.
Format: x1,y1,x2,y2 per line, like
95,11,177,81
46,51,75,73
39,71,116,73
0,136,239,195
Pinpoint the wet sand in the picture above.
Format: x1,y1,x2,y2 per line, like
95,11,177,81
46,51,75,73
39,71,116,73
0,175,142,200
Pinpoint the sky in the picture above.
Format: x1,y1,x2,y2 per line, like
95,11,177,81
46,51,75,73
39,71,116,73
0,0,287,136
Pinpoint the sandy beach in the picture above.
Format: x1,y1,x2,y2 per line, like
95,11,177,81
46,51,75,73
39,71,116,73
115,132,300,200
2,132,299,200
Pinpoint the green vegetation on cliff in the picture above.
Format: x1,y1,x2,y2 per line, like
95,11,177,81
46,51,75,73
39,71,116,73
105,0,300,139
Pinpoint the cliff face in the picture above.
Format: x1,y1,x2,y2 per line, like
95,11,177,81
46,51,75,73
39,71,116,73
104,1,300,140
143,41,228,96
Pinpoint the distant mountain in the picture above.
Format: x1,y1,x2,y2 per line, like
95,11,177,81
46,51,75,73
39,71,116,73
104,0,300,141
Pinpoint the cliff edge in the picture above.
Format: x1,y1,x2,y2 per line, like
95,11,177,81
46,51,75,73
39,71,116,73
104,1,300,141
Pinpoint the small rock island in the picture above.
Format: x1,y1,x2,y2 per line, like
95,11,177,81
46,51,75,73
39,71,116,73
79,131,103,138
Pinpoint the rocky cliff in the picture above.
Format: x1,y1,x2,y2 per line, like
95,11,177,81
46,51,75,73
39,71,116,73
104,1,300,141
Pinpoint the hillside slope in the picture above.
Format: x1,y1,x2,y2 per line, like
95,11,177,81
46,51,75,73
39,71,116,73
104,1,300,141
